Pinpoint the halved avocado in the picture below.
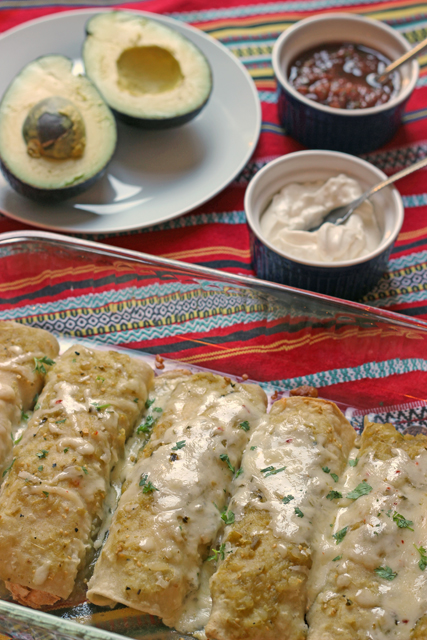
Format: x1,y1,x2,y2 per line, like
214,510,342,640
82,12,213,129
0,55,117,202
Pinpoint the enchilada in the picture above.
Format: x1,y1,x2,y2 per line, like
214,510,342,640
205,397,356,640
0,321,59,475
87,372,267,624
307,420,427,639
0,344,153,608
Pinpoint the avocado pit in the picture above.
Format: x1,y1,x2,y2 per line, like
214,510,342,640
23,96,86,160
117,46,184,95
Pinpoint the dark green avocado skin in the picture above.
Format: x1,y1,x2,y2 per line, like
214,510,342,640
0,159,110,203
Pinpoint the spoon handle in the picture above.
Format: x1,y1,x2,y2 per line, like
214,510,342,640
334,155,427,228
378,36,427,81
365,155,427,200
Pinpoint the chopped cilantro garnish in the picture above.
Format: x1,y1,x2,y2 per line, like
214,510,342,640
55,419,66,425
63,447,69,453
82,466,88,475
414,545,427,571
239,421,250,432
250,446,257,450
221,509,235,525
42,491,49,497
145,398,155,409
137,415,157,434
392,512,414,531
333,555,342,562
172,441,186,451
36,450,48,459
322,466,331,474
153,407,163,413
346,482,373,500
91,402,111,411
374,566,397,581
38,465,43,472
96,376,105,382
207,543,227,562
33,356,55,374
21,412,29,422
2,458,15,478
261,466,274,473
333,526,349,544
330,473,339,483
326,490,342,500
13,435,22,445
235,467,243,478
295,507,304,518
139,474,158,494
348,458,359,467
262,466,286,478
282,495,294,504
220,454,235,474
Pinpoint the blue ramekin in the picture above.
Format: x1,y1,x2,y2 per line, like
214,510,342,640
244,150,404,301
272,14,418,155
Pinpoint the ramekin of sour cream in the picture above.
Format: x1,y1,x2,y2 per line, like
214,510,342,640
245,150,404,300
260,174,382,263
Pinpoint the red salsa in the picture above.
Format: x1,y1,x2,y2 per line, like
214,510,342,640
288,43,400,109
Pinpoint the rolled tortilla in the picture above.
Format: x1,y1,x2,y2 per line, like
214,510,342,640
205,397,356,640
87,372,267,624
307,420,427,639
0,344,153,608
0,321,59,475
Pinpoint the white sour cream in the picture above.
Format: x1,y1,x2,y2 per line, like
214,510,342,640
260,174,382,263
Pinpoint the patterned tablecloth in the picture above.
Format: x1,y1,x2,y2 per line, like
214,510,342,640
1,0,427,317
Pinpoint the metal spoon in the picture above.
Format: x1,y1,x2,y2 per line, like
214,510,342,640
308,156,427,232
376,36,427,83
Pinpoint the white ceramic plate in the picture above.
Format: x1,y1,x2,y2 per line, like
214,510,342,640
0,9,260,234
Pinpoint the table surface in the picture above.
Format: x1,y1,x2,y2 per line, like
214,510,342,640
1,0,427,319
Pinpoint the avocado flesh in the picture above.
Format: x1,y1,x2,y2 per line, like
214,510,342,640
83,12,212,125
0,55,117,198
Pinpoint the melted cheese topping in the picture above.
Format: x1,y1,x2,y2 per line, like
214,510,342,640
87,374,267,621
308,441,427,638
0,344,153,602
230,417,344,544
0,322,59,476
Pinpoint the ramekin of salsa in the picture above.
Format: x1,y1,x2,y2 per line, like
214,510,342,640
288,43,400,110
272,13,418,154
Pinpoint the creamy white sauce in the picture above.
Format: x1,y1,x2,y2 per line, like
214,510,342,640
88,375,267,624
230,415,344,544
260,174,382,263
308,443,427,638
93,370,192,551
0,348,47,476
173,560,215,635
126,382,264,602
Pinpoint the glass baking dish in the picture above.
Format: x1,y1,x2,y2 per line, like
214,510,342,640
1,230,427,640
